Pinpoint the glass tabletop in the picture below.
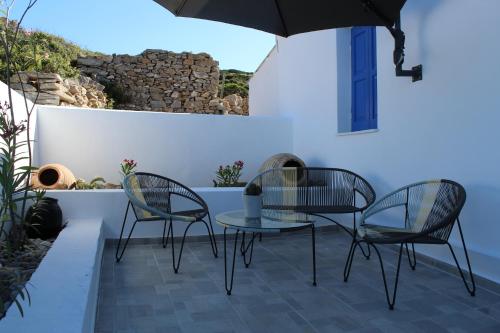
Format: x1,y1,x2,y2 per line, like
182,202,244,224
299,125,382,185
216,210,314,233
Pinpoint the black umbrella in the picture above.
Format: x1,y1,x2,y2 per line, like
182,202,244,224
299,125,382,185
155,0,422,81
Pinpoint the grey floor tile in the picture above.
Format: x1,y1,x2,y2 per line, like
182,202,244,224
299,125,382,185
95,230,500,333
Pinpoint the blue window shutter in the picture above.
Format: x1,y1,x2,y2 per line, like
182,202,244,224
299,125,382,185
351,26,377,131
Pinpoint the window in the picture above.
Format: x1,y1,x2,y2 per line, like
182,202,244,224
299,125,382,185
337,27,378,133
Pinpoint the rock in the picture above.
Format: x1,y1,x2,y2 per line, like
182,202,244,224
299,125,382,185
77,57,104,67
150,100,166,109
35,73,63,81
11,83,37,92
192,71,209,79
27,92,60,105
171,100,182,109
39,82,67,91
209,99,220,107
68,85,80,95
53,89,76,104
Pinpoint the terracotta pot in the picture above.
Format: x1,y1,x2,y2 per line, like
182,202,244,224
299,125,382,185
258,153,306,173
32,163,76,189
259,153,306,184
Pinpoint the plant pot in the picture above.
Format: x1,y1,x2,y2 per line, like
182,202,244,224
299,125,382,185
243,194,262,218
25,197,63,240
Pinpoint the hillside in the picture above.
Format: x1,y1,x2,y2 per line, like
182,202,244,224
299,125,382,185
0,21,252,113
0,20,102,81
219,69,252,97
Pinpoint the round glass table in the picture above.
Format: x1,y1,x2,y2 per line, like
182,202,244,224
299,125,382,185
216,210,316,295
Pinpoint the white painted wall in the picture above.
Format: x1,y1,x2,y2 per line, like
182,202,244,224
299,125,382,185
34,106,292,186
46,188,245,239
249,46,279,116
0,81,37,167
250,0,500,283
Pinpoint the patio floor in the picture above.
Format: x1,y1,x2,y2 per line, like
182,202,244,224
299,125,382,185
95,228,500,333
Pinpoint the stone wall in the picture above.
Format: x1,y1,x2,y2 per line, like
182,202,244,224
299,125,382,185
10,72,107,108
76,49,248,115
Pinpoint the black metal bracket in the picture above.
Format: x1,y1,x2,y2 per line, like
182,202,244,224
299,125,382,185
361,0,422,82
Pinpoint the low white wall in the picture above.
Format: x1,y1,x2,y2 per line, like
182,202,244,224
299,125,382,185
46,188,246,239
250,0,500,283
0,219,104,333
34,106,293,186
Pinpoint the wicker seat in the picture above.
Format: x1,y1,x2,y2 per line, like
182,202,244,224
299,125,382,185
116,172,218,273
343,179,475,309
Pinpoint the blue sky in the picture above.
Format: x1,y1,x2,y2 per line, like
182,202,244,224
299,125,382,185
11,0,276,72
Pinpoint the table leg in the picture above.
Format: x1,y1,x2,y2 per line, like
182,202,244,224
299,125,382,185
312,224,317,286
224,227,239,295
240,231,246,256
243,232,256,268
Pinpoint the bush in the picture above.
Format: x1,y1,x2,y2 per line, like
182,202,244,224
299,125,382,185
0,20,102,81
101,81,132,107
219,69,252,97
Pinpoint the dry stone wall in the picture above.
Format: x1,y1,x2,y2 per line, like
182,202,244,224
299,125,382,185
9,49,249,115
77,49,248,115
10,72,108,108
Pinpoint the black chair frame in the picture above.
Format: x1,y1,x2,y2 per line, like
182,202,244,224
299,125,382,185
343,180,476,310
115,172,218,274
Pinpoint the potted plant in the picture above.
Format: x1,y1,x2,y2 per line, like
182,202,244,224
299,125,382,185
120,159,137,178
213,160,245,187
243,183,262,218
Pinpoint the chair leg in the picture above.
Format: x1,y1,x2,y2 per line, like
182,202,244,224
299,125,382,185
405,242,416,270
206,213,218,257
169,220,196,274
162,219,171,248
371,243,404,310
311,224,317,286
201,217,218,258
343,239,360,282
242,233,256,268
447,217,476,296
116,202,136,263
353,212,370,260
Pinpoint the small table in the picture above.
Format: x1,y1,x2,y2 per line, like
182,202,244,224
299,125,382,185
216,210,316,295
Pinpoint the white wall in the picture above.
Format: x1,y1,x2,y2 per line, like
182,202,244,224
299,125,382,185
0,81,37,166
249,46,280,116
46,188,245,239
34,106,292,186
250,0,500,283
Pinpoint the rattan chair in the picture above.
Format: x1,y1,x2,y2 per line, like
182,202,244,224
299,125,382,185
116,172,218,273
343,179,475,309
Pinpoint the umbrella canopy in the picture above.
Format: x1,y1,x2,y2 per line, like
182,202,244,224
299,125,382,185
154,0,407,37
155,0,421,81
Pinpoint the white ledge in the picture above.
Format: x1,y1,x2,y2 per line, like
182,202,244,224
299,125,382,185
0,219,105,333
337,129,379,136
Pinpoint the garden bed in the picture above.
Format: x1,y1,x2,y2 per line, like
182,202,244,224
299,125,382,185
0,219,104,333
0,237,54,318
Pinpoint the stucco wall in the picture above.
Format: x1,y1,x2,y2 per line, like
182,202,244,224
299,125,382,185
249,46,279,117
34,106,292,186
250,0,500,283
